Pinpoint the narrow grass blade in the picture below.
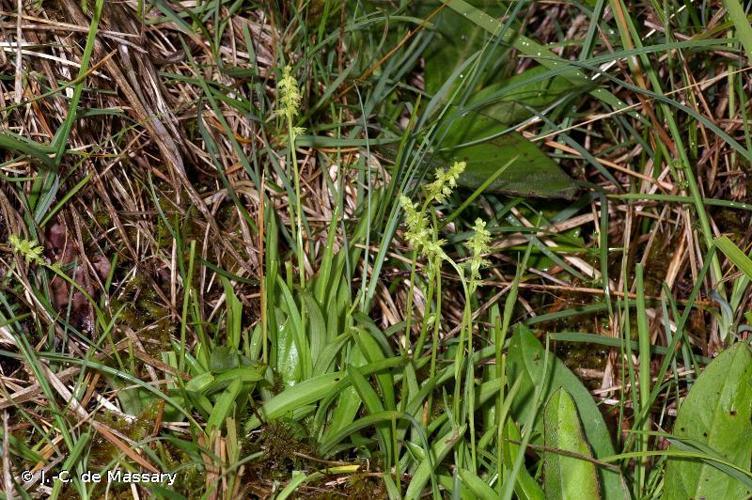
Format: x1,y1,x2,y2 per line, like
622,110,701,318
723,0,752,60
715,235,752,279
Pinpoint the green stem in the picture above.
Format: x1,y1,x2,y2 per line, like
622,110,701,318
288,117,305,289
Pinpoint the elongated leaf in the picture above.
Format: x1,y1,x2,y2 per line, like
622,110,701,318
277,279,312,379
543,388,601,499
503,419,545,500
440,109,578,199
321,411,401,456
245,357,405,431
348,365,392,461
459,468,497,500
321,344,366,444
0,132,54,168
275,318,300,387
404,425,466,499
715,235,752,279
354,328,396,410
441,0,627,112
723,0,752,61
303,292,327,367
468,66,578,126
276,466,360,500
247,372,342,431
277,470,308,500
221,276,242,349
206,379,242,432
507,326,625,499
204,364,265,395
664,343,752,500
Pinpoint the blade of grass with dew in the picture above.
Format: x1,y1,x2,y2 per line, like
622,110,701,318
441,0,629,112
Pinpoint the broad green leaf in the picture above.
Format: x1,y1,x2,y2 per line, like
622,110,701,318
421,0,508,94
417,1,581,200
185,372,214,393
664,343,752,500
468,66,580,126
451,130,578,199
439,110,579,199
116,385,157,416
274,311,300,387
507,326,625,499
303,292,327,367
348,365,392,461
206,378,242,432
277,279,312,379
209,345,240,373
245,357,405,431
543,388,601,499
321,344,366,444
354,327,396,410
247,372,342,432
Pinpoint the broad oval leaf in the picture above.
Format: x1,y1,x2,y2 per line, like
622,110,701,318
439,110,579,199
543,388,601,500
466,66,585,127
507,326,626,499
664,342,752,500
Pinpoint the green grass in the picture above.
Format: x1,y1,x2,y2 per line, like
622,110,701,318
2,0,752,498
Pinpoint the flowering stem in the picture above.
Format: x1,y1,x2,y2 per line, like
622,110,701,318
288,118,305,290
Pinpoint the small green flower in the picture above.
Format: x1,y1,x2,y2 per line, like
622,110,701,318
399,195,445,261
425,161,466,203
278,65,302,122
8,234,45,264
467,218,491,291
399,195,429,247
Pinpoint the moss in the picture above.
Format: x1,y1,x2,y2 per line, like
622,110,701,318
90,411,152,465
241,420,320,489
109,273,174,354
332,473,387,499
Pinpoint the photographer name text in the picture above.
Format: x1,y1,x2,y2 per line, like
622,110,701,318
21,469,177,486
